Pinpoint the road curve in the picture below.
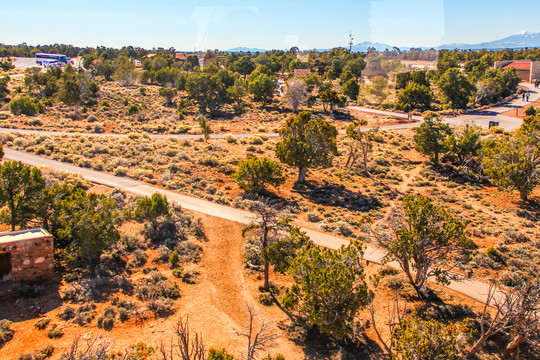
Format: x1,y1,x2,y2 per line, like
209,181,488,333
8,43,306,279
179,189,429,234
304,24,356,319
1,83,537,141
349,82,539,131
3,147,504,304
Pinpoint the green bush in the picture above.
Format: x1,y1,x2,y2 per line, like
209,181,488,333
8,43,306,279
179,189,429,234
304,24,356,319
9,96,44,116
47,324,63,339
172,267,184,278
74,304,96,326
135,271,181,300
146,297,176,317
17,345,54,360
181,269,199,284
128,104,140,115
486,245,504,263
0,320,14,347
258,292,273,306
34,318,51,331
170,250,180,268
490,125,504,134
57,306,76,321
208,348,236,360
97,315,114,331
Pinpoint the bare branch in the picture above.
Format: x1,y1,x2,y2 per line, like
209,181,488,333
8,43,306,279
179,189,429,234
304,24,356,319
158,317,206,360
235,305,279,360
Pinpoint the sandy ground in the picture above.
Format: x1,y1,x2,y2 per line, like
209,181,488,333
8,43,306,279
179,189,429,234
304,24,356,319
0,214,304,360
501,97,540,118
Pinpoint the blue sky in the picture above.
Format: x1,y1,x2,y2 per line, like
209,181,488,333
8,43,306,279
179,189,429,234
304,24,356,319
1,0,538,50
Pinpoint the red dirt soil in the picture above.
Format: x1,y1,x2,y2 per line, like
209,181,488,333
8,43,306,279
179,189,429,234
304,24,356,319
0,214,304,360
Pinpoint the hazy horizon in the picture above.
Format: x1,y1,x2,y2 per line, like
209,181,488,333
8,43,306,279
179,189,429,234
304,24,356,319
2,0,539,51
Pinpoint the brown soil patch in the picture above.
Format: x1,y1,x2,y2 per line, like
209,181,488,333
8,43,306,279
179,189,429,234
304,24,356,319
501,98,540,118
0,213,304,360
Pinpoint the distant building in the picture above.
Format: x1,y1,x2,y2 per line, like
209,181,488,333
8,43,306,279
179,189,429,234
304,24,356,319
293,68,311,77
174,52,187,61
0,228,54,298
494,60,540,82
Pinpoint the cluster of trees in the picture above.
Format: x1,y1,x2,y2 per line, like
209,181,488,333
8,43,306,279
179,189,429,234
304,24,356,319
0,159,119,271
1,43,529,116
242,185,539,358
14,64,100,117
223,48,365,81
413,111,540,201
393,66,520,112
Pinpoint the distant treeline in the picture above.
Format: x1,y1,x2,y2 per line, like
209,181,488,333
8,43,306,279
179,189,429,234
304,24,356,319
0,43,149,59
436,48,540,62
2,43,540,62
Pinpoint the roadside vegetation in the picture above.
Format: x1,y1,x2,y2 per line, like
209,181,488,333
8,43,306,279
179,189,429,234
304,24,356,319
0,43,539,359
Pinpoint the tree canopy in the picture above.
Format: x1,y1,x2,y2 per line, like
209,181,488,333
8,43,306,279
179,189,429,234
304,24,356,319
437,68,475,109
275,111,338,183
413,115,453,166
232,154,287,194
185,72,228,115
0,161,45,231
392,316,471,360
483,116,540,201
50,188,122,272
248,73,277,107
370,194,474,297
283,241,372,339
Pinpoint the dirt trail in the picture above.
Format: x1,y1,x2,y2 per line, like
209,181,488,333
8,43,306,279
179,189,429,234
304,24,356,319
198,214,252,325
175,214,305,359
0,214,304,359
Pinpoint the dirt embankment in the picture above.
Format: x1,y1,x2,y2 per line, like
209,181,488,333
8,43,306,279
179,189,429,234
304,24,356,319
0,214,304,360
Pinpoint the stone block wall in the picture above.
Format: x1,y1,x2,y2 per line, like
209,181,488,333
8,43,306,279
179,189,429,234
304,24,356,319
0,236,54,282
531,62,540,82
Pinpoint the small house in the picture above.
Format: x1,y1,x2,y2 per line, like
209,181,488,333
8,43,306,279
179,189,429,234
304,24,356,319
494,60,540,82
293,68,311,78
0,229,54,297
175,52,187,62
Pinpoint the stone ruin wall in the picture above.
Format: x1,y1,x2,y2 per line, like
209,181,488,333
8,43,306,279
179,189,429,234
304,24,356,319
1,236,54,282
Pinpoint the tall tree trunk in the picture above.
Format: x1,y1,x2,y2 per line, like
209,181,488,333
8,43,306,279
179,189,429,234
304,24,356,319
520,188,528,202
263,227,269,291
503,334,524,358
9,195,15,231
297,167,307,184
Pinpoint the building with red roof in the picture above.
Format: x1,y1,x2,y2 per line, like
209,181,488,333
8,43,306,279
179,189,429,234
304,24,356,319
494,60,540,82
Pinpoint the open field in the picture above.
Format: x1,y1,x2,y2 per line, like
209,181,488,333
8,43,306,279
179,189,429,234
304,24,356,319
1,44,540,359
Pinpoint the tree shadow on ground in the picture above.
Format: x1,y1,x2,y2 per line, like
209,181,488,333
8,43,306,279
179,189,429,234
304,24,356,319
0,280,62,322
282,323,384,360
332,110,357,122
516,198,540,222
293,181,384,212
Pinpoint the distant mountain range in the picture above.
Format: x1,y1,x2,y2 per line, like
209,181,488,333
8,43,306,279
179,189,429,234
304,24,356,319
225,32,540,53
437,31,540,50
224,47,267,53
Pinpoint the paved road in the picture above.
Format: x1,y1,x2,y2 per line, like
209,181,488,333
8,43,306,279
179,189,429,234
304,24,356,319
349,82,539,131
3,147,503,304
12,57,39,70
8,57,84,79
1,83,535,141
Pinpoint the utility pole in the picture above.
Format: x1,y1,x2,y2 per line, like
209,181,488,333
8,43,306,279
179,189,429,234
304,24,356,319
349,31,354,52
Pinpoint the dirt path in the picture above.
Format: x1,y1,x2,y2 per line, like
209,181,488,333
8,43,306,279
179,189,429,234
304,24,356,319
198,214,251,325
176,214,305,359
